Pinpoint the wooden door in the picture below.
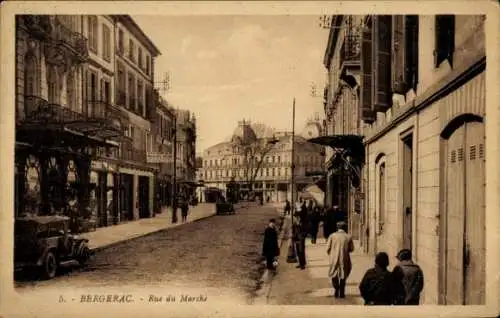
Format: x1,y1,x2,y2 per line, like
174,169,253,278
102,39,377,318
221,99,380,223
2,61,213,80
445,125,465,305
402,135,413,250
464,121,486,304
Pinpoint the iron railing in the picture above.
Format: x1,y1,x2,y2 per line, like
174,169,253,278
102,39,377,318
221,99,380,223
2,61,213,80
120,142,147,163
86,100,126,130
23,95,84,123
52,18,89,61
339,17,362,67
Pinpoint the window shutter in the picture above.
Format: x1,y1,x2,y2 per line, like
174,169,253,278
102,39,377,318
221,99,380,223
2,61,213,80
360,17,375,123
391,15,406,94
372,15,392,112
434,15,455,67
405,15,419,91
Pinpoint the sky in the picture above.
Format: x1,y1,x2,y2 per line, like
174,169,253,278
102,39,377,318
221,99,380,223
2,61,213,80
132,15,330,154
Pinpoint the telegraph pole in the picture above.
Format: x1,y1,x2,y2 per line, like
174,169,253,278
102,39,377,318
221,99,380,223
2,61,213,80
172,111,178,223
291,98,296,211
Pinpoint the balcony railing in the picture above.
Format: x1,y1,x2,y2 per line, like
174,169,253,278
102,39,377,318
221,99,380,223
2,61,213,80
86,100,126,133
20,95,128,142
120,142,147,163
23,95,84,123
339,17,362,68
51,18,89,62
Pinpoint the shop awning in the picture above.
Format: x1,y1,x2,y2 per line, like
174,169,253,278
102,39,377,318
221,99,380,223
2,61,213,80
308,134,363,151
300,184,325,208
314,176,326,192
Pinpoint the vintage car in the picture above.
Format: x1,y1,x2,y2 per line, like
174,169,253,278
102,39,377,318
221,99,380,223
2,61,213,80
215,197,235,215
14,215,91,279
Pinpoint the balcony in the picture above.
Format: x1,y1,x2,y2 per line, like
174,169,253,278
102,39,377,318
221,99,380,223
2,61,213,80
21,15,52,40
22,95,84,124
339,18,362,87
71,100,128,139
120,142,147,163
45,18,88,65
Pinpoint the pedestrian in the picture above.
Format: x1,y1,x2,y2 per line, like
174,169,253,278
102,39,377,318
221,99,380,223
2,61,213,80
309,206,321,244
326,221,354,298
299,199,308,225
359,252,398,305
262,218,280,271
392,249,424,305
284,200,291,216
322,206,335,241
181,197,189,223
294,198,303,217
293,218,307,270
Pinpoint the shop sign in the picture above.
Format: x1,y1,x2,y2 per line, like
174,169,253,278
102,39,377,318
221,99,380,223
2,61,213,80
146,152,172,163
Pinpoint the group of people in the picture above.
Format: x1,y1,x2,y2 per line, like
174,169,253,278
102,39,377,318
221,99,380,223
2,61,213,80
283,197,425,305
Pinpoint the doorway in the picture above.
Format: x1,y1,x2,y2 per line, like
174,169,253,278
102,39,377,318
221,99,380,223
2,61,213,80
402,134,413,251
443,120,485,305
138,176,150,219
96,171,108,228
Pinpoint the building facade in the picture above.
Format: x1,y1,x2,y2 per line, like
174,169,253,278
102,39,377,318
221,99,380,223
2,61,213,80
323,14,486,305
14,14,165,232
200,120,325,202
174,109,197,198
149,92,176,212
322,15,366,242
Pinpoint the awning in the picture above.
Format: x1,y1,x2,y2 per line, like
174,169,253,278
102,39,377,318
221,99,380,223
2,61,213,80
314,176,326,192
300,184,325,208
309,134,365,162
308,134,363,151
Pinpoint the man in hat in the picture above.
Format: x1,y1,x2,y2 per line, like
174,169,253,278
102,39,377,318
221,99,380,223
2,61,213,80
262,218,280,271
292,217,307,270
392,249,424,305
326,221,354,298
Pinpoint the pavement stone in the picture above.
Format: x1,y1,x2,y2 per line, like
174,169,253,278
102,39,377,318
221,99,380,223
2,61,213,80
81,203,216,251
266,233,374,305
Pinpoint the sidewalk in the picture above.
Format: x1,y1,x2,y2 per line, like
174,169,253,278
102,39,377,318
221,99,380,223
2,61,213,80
81,203,216,252
266,234,373,305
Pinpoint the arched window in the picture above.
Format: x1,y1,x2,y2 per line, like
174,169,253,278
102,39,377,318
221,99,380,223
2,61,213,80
47,66,60,104
24,53,39,97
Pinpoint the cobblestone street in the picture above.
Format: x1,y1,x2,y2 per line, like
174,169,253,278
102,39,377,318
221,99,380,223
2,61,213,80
15,204,281,304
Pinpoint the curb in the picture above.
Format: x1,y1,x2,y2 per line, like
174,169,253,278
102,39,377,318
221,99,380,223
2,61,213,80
89,212,217,253
253,214,291,305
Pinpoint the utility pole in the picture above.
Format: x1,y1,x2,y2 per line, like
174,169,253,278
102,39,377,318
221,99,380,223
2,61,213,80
172,111,178,223
291,98,296,211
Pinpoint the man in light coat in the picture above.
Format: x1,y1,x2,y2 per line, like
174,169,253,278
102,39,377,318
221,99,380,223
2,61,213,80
326,221,354,298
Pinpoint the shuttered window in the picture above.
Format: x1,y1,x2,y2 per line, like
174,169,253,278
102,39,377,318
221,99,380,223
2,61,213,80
391,15,419,94
360,16,375,123
372,15,392,112
434,15,455,68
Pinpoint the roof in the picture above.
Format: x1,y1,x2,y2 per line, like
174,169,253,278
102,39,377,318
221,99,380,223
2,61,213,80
113,15,162,57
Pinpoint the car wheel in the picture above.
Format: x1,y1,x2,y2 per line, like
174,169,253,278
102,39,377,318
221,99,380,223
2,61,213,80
42,251,57,279
77,243,91,266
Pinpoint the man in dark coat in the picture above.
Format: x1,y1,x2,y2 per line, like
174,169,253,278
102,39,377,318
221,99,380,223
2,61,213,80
262,219,280,270
392,249,424,305
292,218,307,270
309,206,321,244
359,252,399,305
